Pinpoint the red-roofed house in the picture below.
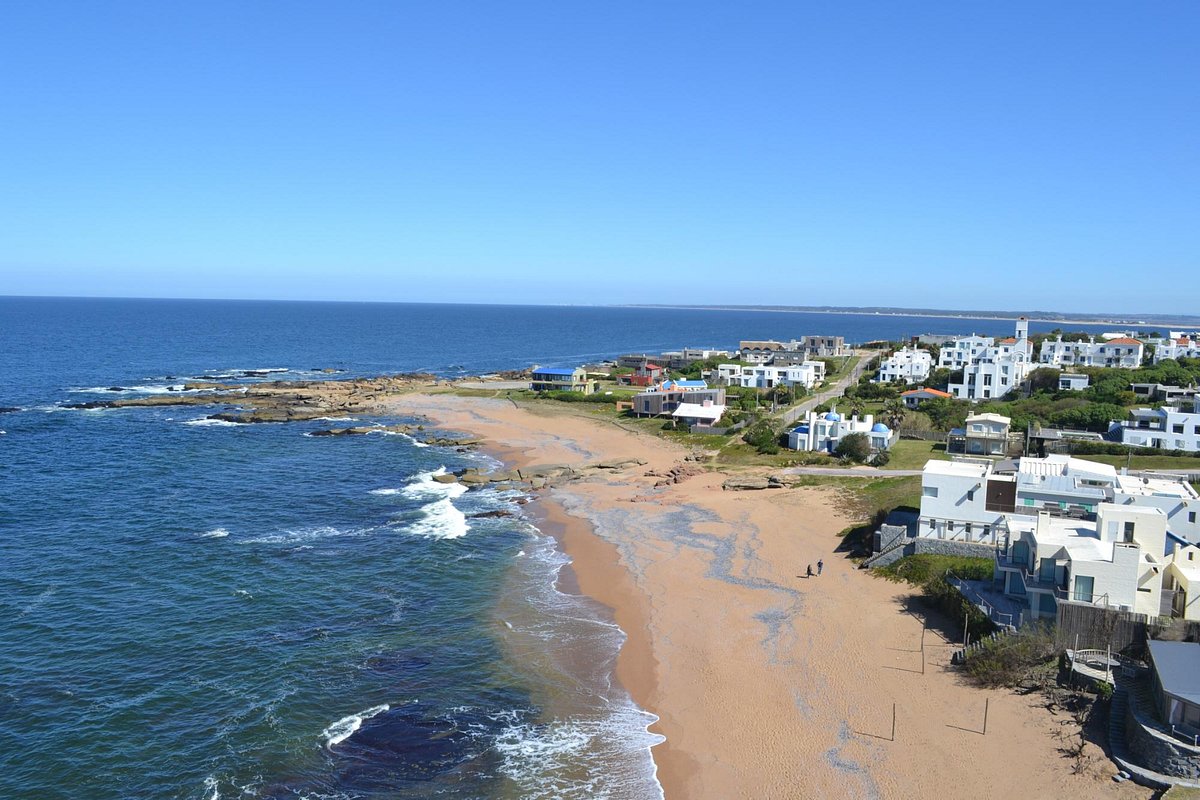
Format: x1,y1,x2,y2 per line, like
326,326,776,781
629,362,665,387
900,386,954,409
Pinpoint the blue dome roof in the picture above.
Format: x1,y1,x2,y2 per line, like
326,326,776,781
792,424,810,434
824,411,841,421
871,423,890,433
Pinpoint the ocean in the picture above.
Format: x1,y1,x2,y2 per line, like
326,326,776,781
0,297,1111,799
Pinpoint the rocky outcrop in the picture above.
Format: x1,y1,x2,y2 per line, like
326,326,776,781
722,475,786,491
419,458,648,493
646,462,703,487
0,407,19,414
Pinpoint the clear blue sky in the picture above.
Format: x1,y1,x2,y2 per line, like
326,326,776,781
1,2,1196,312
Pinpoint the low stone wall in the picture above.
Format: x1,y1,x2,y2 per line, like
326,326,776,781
864,536,995,568
1126,694,1200,779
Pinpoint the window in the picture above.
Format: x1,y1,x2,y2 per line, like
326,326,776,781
1123,521,1135,542
965,523,973,535
948,521,955,531
1073,575,1095,603
1189,512,1197,524
967,489,976,501
923,486,938,498
1174,424,1185,434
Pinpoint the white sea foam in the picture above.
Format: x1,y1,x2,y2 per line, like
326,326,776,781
201,527,230,538
312,416,357,423
322,703,390,748
202,775,220,800
240,525,371,546
407,497,469,540
69,384,193,395
183,418,246,427
368,488,403,496
401,467,468,500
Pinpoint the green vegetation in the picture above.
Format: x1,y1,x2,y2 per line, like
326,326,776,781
882,439,949,470
874,553,993,584
834,431,871,462
742,419,782,455
961,623,1057,688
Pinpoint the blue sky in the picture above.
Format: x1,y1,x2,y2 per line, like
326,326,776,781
1,2,1196,312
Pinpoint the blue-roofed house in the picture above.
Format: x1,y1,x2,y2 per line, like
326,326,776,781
530,366,595,394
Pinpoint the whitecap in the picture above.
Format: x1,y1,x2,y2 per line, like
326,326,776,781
202,775,220,800
368,488,403,496
200,528,230,538
312,416,357,423
406,497,469,540
401,467,468,500
240,525,369,546
234,589,253,600
183,418,246,427
322,703,390,748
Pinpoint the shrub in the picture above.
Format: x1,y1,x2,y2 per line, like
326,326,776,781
962,623,1057,688
1096,681,1114,702
834,432,871,462
742,420,781,454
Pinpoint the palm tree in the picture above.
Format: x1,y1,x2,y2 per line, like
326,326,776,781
847,397,866,419
883,398,907,431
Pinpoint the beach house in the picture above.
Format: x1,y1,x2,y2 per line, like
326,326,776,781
1039,336,1145,369
531,367,595,394
994,504,1167,620
944,319,1034,402
629,362,665,387
947,413,1014,456
1110,399,1200,452
786,409,894,454
1164,544,1200,620
899,386,953,409
672,400,727,429
875,347,932,384
1146,641,1200,740
1058,373,1090,391
715,362,825,390
632,381,725,417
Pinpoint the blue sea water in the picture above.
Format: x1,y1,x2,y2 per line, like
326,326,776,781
0,298,1111,799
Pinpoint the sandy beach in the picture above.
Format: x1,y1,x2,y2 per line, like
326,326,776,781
385,393,1152,800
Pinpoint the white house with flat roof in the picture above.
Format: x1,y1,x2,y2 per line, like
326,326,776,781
1164,544,1200,621
995,504,1167,620
948,413,1014,456
1114,473,1200,545
671,401,726,428
716,362,824,390
945,320,1035,402
875,347,932,384
1040,337,1145,369
1110,400,1200,452
938,335,995,369
1058,373,1090,391
918,460,1006,542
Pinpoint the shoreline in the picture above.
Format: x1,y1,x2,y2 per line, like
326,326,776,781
385,393,1152,799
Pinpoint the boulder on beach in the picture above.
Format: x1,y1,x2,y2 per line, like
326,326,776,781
722,476,772,491
431,473,460,484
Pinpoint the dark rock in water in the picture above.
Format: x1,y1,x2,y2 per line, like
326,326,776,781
0,407,19,415
107,387,126,392
362,653,432,676
241,370,272,377
468,510,513,519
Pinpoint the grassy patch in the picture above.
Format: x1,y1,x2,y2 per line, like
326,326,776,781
873,554,993,585
882,439,949,470
1072,453,1200,471
784,474,921,519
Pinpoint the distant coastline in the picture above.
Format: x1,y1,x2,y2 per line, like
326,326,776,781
620,304,1200,329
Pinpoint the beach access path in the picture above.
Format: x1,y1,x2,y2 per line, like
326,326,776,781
382,393,1151,800
779,350,872,426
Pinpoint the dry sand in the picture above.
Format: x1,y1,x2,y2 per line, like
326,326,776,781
385,393,1152,800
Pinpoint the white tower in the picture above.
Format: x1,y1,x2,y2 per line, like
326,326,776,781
1015,316,1029,341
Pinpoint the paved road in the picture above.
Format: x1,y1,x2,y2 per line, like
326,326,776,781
779,351,873,426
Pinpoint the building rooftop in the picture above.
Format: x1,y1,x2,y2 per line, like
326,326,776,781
1106,337,1144,345
1147,641,1200,706
924,460,992,478
900,387,952,398
966,413,1012,425
672,402,725,422
1018,455,1117,481
532,367,580,376
1115,474,1200,500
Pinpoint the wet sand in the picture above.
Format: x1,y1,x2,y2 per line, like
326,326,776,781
384,394,1151,800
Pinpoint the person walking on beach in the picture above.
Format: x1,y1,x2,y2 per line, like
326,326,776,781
805,564,813,578
817,559,824,576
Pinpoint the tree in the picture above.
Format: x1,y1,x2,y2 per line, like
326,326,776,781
742,420,781,454
1026,367,1061,395
882,398,907,431
835,432,872,463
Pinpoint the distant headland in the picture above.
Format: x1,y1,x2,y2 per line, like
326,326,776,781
622,304,1200,328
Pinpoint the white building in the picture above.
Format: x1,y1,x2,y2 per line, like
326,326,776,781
715,362,825,390
671,401,726,428
1058,373,1090,391
1039,336,1144,369
1110,400,1200,452
946,319,1035,402
948,413,1013,457
996,504,1167,620
916,454,1200,546
1164,544,1200,620
1155,336,1200,364
875,347,932,384
787,409,894,454
938,335,995,369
